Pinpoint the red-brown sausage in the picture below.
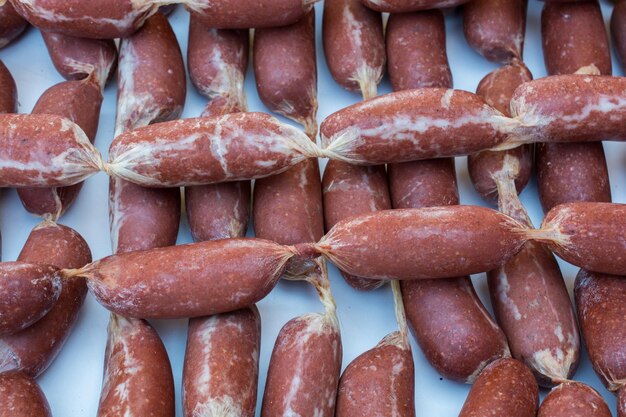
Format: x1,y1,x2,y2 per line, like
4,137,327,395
106,113,320,187
537,381,612,417
69,238,297,318
183,306,261,417
0,0,27,48
468,63,533,204
310,206,527,280
17,75,103,219
0,221,91,377
0,60,16,114
41,30,117,85
458,358,538,417
9,0,159,39
463,0,527,63
323,0,385,99
187,0,315,29
612,1,626,72
619,387,626,417
97,314,174,417
0,371,51,417
254,11,317,138
0,113,102,187
360,0,470,13
575,269,626,394
530,202,626,276
0,262,61,336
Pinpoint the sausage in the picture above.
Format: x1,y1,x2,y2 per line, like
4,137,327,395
360,0,470,13
0,0,27,48
97,314,174,417
9,0,159,39
308,206,527,280
542,0,611,76
468,63,533,204
0,371,51,417
67,238,296,318
0,221,91,377
386,11,451,91
0,113,102,187
183,306,261,417
0,60,17,114
458,358,538,417
620,387,626,417
254,10,317,138
319,88,512,164
41,30,117,86
537,381,612,417
322,161,390,290
529,202,626,276
323,0,385,99
106,112,320,187
612,1,626,72
187,0,315,29
463,0,527,63
388,159,459,209
17,75,103,219
575,269,626,394
0,262,61,336
510,75,626,144
115,12,185,135
187,15,248,112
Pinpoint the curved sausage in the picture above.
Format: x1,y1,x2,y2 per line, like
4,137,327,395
17,75,103,219
0,113,102,188
612,1,626,72
0,262,61,336
575,269,626,393
310,206,527,280
9,0,159,39
187,0,314,29
0,60,17,114
0,371,51,417
97,314,174,417
41,30,117,86
530,202,626,276
0,221,91,377
458,358,538,417
254,10,317,138
183,306,261,417
537,381,612,417
68,238,296,318
106,112,320,187
323,0,385,99
0,0,27,48
468,63,533,204
360,0,470,13
463,0,527,63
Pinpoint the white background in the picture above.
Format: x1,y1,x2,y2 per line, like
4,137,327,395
1,1,625,415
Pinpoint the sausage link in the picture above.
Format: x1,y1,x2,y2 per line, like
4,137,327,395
17,76,103,219
183,306,261,417
575,269,626,393
0,0,27,48
0,371,51,417
70,238,295,318
620,387,626,417
97,314,174,417
0,262,61,336
106,113,320,187
323,0,385,99
537,381,612,417
458,358,538,417
360,0,470,13
612,1,626,72
0,60,16,113
463,0,527,63
0,221,91,377
41,30,117,86
187,0,314,29
254,10,317,138
9,0,159,38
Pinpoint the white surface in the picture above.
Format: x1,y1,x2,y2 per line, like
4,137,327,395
1,1,625,416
